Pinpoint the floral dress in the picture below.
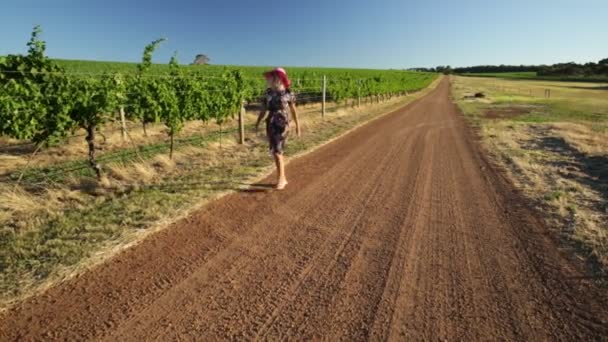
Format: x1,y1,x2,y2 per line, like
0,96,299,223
263,88,295,154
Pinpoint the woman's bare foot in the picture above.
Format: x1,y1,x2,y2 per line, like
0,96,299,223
276,179,288,190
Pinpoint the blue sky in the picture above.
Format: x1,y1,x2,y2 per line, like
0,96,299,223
2,0,607,69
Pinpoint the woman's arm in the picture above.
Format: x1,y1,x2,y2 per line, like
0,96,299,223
289,102,300,137
255,110,267,133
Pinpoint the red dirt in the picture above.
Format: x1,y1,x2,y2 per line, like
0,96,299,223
1,79,607,341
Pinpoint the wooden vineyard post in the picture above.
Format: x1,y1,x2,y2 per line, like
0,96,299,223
119,106,127,142
238,102,245,144
322,75,327,118
357,80,361,107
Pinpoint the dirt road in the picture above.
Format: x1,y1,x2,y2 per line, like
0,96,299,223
2,79,607,341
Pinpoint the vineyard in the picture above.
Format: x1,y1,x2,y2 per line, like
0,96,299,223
0,26,437,307
1,27,435,179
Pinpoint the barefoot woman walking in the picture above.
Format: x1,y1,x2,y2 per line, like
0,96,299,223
256,68,300,190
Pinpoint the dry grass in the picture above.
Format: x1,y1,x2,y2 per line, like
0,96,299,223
151,154,176,171
484,122,608,267
0,185,39,214
453,75,608,273
0,183,89,231
552,122,608,155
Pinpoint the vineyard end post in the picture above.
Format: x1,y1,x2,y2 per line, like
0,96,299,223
322,75,327,118
119,106,127,142
238,102,245,145
357,80,361,107
86,124,102,179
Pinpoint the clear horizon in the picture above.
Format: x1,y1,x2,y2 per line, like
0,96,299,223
2,0,607,69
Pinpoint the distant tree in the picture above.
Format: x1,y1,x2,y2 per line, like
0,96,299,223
435,65,453,75
429,59,608,78
453,65,539,74
408,67,436,72
192,54,210,65
599,58,608,75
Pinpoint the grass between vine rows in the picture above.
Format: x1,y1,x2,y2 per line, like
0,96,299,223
0,78,440,311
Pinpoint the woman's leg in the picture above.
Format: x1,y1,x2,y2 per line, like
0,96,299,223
274,152,287,189
268,122,288,189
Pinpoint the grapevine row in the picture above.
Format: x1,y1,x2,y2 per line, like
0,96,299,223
0,26,436,179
